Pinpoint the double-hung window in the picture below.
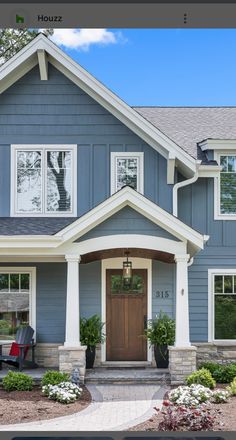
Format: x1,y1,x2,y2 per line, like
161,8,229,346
210,271,236,340
111,152,144,195
215,152,236,218
11,145,77,216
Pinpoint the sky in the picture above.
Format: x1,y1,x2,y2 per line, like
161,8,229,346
48,29,236,107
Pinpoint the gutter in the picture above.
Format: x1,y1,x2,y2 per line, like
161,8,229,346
173,160,202,217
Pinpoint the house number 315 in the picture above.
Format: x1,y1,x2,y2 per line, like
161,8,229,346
155,290,170,298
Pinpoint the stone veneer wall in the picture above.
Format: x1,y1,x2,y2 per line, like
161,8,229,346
169,346,197,385
35,344,60,368
195,343,236,365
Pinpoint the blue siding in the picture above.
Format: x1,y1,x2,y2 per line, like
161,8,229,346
152,261,175,319
0,64,173,216
77,206,179,242
80,261,101,318
179,177,236,342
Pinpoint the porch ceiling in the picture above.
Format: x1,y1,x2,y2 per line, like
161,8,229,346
80,247,175,264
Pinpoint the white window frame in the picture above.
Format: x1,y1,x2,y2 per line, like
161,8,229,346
0,267,36,343
214,150,236,220
11,145,77,217
208,268,236,343
110,152,144,195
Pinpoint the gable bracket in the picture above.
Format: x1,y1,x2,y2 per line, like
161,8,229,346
167,153,176,184
37,49,48,80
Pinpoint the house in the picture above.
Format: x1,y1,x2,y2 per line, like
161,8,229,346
0,33,235,384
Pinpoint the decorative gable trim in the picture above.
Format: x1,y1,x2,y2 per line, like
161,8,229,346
0,34,197,177
55,186,208,254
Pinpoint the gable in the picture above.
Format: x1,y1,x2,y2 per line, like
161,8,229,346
0,34,197,178
75,206,180,242
0,64,173,217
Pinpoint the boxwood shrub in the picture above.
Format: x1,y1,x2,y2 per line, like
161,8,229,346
2,371,33,392
199,362,236,383
41,370,70,386
186,368,216,389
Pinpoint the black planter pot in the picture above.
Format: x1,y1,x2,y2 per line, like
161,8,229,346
154,344,169,368
86,346,96,369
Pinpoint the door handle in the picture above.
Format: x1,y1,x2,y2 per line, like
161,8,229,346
143,315,147,330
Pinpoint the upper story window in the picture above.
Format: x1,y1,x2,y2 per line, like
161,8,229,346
11,145,77,217
220,155,236,214
110,152,144,195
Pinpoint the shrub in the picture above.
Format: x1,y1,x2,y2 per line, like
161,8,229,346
169,384,212,406
227,377,236,396
41,370,70,387
42,381,82,404
211,389,230,403
156,401,214,431
200,362,236,383
186,368,216,389
2,371,33,392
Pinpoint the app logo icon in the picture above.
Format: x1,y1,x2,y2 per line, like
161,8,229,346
16,14,24,24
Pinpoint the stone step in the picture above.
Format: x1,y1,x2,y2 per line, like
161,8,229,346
85,368,170,384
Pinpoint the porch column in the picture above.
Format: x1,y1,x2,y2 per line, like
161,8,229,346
64,254,81,346
169,253,197,385
174,254,191,347
58,254,86,382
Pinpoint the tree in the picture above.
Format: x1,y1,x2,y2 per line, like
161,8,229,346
0,29,53,65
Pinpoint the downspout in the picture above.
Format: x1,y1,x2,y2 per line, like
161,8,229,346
173,160,202,217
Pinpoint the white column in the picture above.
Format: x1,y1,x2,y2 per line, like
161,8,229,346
64,254,81,347
174,254,191,347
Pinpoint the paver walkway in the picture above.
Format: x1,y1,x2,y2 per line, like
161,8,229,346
0,384,167,431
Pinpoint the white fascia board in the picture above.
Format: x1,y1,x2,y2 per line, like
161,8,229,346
37,49,48,80
0,34,196,176
198,165,222,178
55,187,205,251
0,235,62,248
199,139,236,151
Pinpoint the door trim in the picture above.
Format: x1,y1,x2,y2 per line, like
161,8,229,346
101,257,152,363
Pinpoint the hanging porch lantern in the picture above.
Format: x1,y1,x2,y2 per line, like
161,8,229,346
123,251,132,285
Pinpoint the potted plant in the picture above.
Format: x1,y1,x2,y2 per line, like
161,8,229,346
144,311,175,368
80,315,105,369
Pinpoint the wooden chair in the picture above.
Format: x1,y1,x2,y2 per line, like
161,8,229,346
0,325,38,371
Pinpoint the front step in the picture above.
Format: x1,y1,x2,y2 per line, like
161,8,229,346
85,367,170,385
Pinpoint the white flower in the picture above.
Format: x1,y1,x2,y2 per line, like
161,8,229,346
42,381,82,404
169,384,212,407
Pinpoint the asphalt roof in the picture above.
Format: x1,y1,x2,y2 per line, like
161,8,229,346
133,107,236,159
0,217,78,235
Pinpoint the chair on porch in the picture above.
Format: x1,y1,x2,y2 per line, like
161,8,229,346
0,325,38,371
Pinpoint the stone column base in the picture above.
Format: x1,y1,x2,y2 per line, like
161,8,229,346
58,345,87,384
169,346,197,385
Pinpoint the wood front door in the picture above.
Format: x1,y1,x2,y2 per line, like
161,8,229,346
106,269,147,361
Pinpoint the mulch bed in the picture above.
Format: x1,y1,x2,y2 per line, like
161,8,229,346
129,388,236,432
0,385,91,425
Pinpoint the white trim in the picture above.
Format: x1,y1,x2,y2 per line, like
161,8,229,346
208,268,236,343
214,150,236,220
10,144,77,217
37,49,48,80
0,266,36,342
167,153,176,185
56,187,206,254
110,152,144,195
199,139,236,151
198,165,222,178
101,257,152,363
0,34,197,177
77,235,186,257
